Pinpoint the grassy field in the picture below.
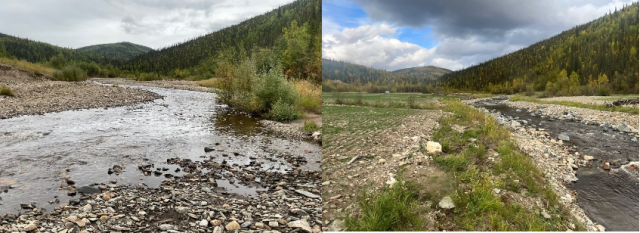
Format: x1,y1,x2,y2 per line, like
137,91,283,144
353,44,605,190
511,95,639,114
324,98,586,231
322,92,462,109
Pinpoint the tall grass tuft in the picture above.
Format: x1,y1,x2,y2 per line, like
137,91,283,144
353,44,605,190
53,65,87,82
345,174,424,231
0,84,14,97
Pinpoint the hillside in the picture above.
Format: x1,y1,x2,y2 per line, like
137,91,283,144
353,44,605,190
441,2,639,95
322,58,449,93
77,42,153,61
0,33,119,66
122,0,320,80
392,66,451,81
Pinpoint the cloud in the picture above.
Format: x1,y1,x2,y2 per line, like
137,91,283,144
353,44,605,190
0,0,294,49
324,0,634,71
322,24,464,71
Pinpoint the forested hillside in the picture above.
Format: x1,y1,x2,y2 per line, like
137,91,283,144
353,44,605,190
322,58,450,93
0,33,119,66
77,42,153,61
122,0,321,82
441,2,639,95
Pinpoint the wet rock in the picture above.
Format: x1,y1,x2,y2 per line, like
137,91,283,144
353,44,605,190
438,196,455,209
557,134,570,141
616,122,631,132
78,186,100,194
225,221,241,231
583,155,595,161
426,141,442,154
213,226,222,233
288,219,312,232
20,203,35,209
204,147,215,152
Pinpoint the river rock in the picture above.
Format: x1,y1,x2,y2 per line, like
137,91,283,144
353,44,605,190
426,141,442,154
603,162,610,170
78,186,100,194
199,219,208,227
158,224,173,231
226,221,241,231
557,134,570,141
211,219,222,226
288,220,312,232
438,196,455,209
295,190,320,199
23,221,37,231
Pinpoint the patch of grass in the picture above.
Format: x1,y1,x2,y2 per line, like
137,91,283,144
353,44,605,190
302,120,319,133
345,173,424,231
0,84,14,97
0,57,55,76
510,95,639,114
323,92,450,110
428,99,582,231
53,65,87,82
292,80,321,114
197,78,222,89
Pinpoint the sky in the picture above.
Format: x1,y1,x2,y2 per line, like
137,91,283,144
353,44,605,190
0,0,294,49
322,0,636,71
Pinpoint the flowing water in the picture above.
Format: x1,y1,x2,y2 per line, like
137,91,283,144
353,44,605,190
475,100,639,231
0,85,321,215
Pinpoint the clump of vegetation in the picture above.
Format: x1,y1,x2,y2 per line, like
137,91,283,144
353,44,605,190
303,120,319,133
428,100,584,231
52,65,87,82
345,174,424,231
293,80,322,113
0,84,14,96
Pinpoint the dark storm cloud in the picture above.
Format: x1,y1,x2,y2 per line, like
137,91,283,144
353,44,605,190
0,0,293,49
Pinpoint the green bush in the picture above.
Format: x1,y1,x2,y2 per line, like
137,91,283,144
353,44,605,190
270,99,301,121
137,72,161,81
0,84,14,97
254,68,301,120
52,65,87,81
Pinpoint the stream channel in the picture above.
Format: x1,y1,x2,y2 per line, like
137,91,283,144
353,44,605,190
0,84,321,215
472,99,638,231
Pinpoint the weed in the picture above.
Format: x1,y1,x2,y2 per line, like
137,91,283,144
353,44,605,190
345,174,424,231
303,120,319,133
0,84,14,97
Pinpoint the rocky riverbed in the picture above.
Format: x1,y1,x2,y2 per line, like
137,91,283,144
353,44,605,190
0,81,321,232
0,64,161,119
466,96,639,231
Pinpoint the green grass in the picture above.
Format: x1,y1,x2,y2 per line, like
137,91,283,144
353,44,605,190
302,120,319,133
323,92,456,109
510,95,639,114
345,173,424,231
0,84,14,97
428,100,580,231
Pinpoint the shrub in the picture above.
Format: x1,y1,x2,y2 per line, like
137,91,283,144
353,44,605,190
137,72,161,81
255,68,301,120
53,65,87,81
269,98,301,121
0,84,14,97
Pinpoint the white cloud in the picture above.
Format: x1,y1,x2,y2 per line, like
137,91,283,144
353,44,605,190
322,24,463,71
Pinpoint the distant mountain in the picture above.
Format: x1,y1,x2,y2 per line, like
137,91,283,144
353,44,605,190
122,0,320,75
441,2,638,94
322,58,448,93
392,66,451,81
77,42,153,61
0,32,119,65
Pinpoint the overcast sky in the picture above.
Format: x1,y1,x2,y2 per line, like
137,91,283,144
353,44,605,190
323,0,636,71
0,0,294,49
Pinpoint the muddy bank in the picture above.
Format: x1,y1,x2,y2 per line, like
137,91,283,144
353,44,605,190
0,84,322,232
0,64,161,119
467,96,639,231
